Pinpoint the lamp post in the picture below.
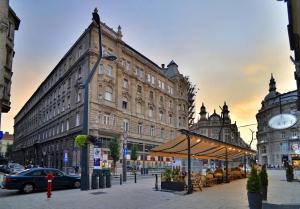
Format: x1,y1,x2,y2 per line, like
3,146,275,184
80,8,117,191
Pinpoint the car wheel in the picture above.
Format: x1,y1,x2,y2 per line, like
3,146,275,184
22,183,34,194
73,181,80,188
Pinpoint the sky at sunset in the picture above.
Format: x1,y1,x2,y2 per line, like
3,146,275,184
4,0,297,149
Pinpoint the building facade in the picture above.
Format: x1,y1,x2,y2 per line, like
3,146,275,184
0,0,20,115
256,75,300,167
284,0,300,110
0,132,13,157
13,13,189,170
190,102,248,147
189,102,248,169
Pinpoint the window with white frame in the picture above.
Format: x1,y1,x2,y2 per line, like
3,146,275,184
76,113,80,126
123,79,128,89
77,90,82,102
149,107,153,118
105,87,113,101
147,74,151,83
103,114,110,125
138,123,143,134
107,65,113,77
150,125,155,136
99,64,104,74
161,82,165,90
169,114,172,124
61,122,64,132
159,111,164,121
151,76,155,85
160,128,164,138
123,119,129,132
158,80,161,88
66,119,69,131
126,61,131,71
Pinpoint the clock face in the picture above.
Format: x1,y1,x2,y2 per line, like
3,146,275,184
268,114,297,130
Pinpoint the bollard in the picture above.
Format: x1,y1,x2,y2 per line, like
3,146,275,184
47,173,54,199
120,174,122,185
155,174,158,191
134,172,137,183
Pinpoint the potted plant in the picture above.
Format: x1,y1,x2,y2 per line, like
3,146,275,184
247,167,262,209
161,168,185,191
259,165,268,200
286,164,294,182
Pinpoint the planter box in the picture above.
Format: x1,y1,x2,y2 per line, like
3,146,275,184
161,181,185,191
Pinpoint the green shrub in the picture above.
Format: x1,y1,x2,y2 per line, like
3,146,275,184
259,165,268,186
162,168,172,182
75,135,88,147
247,167,261,193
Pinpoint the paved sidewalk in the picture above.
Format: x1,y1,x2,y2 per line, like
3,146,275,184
0,170,299,209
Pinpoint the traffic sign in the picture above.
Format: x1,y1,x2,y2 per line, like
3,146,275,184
0,131,3,140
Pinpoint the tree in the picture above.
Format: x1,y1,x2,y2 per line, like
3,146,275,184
108,134,120,174
130,144,138,171
185,76,198,127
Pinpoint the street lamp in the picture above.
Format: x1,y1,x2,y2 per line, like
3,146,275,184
80,8,117,191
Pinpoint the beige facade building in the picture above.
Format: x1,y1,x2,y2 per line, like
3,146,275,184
256,75,300,167
190,102,248,147
13,14,189,169
0,0,20,116
0,132,13,157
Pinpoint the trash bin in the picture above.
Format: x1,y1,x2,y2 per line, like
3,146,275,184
103,169,111,188
91,173,99,189
99,172,105,189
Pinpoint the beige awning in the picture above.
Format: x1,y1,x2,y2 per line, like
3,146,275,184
149,130,256,161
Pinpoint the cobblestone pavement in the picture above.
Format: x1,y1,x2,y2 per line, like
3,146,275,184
0,170,299,209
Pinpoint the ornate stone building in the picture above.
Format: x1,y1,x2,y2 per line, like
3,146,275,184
13,12,189,170
190,102,248,147
0,132,13,157
256,75,300,167
0,0,20,116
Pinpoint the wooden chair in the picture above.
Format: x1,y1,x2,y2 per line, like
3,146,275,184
191,174,202,192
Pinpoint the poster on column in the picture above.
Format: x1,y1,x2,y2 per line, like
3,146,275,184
93,148,102,169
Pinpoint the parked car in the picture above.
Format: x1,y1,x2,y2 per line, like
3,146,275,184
2,168,81,193
8,163,25,174
0,165,10,174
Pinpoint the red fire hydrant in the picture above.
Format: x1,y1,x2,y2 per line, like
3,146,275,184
47,173,54,199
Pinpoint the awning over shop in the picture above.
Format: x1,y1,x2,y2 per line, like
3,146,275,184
149,129,256,161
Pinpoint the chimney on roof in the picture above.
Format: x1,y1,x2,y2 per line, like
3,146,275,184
161,64,165,69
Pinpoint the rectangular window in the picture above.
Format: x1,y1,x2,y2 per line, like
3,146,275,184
150,126,155,136
61,122,64,132
161,82,165,90
158,80,161,88
66,120,69,131
147,74,151,83
123,119,129,132
77,90,81,102
123,79,128,88
160,128,164,138
103,114,110,125
151,76,155,85
76,113,80,126
138,123,143,134
107,65,113,77
122,101,128,109
99,64,104,74
149,91,153,100
105,92,112,101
